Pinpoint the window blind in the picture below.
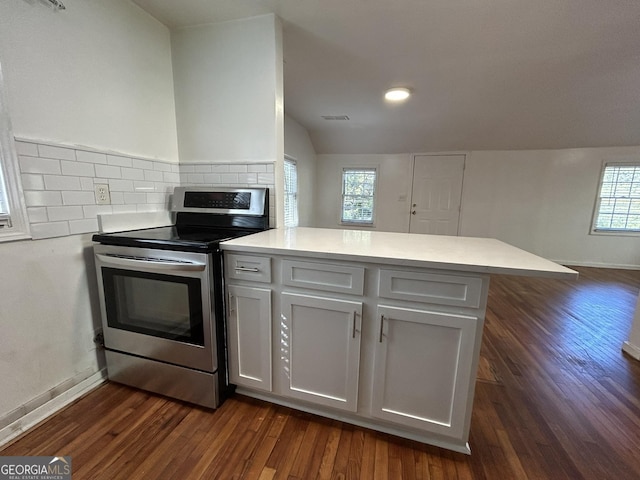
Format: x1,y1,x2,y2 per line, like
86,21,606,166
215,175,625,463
341,168,376,224
594,163,640,232
284,159,298,227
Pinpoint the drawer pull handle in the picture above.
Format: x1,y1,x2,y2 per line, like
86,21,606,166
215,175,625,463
352,311,357,338
235,266,260,273
379,315,385,343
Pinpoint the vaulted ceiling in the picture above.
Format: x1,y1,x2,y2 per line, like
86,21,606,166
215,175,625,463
132,0,640,154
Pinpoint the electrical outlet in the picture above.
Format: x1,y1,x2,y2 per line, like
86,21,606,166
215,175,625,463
95,184,111,205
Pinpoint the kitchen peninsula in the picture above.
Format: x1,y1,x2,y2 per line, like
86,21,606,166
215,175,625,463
220,227,577,454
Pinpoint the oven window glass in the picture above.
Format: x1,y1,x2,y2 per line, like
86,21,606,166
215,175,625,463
102,268,204,345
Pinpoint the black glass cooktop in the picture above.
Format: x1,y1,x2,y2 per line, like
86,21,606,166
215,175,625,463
92,226,260,253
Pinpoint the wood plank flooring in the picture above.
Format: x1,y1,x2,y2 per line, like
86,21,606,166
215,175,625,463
3,266,640,479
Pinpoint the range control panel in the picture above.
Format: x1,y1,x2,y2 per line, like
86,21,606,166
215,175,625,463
172,187,267,216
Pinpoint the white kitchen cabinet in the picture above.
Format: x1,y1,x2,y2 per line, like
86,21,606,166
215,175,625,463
280,292,362,412
371,305,479,439
227,285,272,391
221,229,575,454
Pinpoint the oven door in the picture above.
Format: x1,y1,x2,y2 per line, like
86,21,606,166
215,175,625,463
94,244,217,373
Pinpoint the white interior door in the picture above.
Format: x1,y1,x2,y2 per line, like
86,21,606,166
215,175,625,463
409,155,465,235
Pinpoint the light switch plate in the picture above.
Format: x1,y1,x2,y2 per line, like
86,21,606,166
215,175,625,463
95,184,111,205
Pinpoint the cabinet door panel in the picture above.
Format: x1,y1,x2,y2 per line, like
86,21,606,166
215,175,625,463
372,305,478,439
227,285,272,391
281,293,362,411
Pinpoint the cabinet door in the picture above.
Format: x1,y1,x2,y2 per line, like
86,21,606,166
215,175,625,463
227,285,272,391
280,293,362,412
372,305,479,440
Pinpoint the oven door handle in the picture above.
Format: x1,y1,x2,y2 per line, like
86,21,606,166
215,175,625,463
95,253,207,272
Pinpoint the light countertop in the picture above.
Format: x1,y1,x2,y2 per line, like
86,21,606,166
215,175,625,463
221,227,578,279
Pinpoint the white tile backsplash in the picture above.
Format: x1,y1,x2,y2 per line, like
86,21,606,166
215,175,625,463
16,140,276,239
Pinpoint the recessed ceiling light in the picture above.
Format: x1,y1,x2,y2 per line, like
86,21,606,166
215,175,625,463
385,87,411,101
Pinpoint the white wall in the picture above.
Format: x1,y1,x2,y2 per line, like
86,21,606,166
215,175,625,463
0,0,178,162
461,147,640,268
316,147,640,268
171,15,282,164
171,14,284,225
0,0,177,440
284,115,317,226
315,154,413,232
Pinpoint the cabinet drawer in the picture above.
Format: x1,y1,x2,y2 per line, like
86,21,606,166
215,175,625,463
378,269,483,308
282,260,365,295
226,254,271,283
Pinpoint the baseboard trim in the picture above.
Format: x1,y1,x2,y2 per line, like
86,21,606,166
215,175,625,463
622,341,640,361
0,369,107,448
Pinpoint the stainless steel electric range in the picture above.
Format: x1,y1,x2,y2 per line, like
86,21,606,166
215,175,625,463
92,187,269,408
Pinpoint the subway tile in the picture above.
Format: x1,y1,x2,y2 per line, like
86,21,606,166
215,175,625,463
163,172,180,183
180,165,195,173
258,173,275,184
69,218,99,235
144,170,163,182
107,155,132,167
80,177,95,191
21,174,45,190
220,173,239,184
19,156,61,175
47,206,84,221
229,164,248,173
62,191,95,206
153,162,172,172
44,175,82,191
121,167,144,180
186,173,205,184
76,150,107,164
30,222,70,240
238,173,258,184
203,173,222,184
146,193,168,204
61,160,95,177
133,181,155,192
15,141,39,157
109,192,125,204
38,144,76,161
95,164,121,179
83,205,113,218
24,190,63,207
247,164,268,173
211,164,230,173
123,192,147,204
132,159,153,170
194,164,212,173
108,179,134,192
27,207,48,223
112,205,137,214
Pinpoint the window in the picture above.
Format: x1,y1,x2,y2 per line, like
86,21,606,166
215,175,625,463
284,157,298,227
592,162,640,234
341,168,376,225
0,65,29,241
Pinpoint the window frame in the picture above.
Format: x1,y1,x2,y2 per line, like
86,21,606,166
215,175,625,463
283,155,299,228
590,160,640,237
0,63,30,242
340,167,377,226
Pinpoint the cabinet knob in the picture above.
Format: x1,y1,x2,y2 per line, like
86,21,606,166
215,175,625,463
411,210,416,215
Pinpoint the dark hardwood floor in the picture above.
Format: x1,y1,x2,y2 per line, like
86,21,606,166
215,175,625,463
3,266,640,479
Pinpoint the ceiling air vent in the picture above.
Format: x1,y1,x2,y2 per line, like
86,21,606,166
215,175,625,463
321,115,350,121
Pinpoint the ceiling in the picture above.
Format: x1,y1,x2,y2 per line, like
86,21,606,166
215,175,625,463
131,0,640,155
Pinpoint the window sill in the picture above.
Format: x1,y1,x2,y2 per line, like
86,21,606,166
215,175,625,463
590,229,640,238
0,229,32,243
